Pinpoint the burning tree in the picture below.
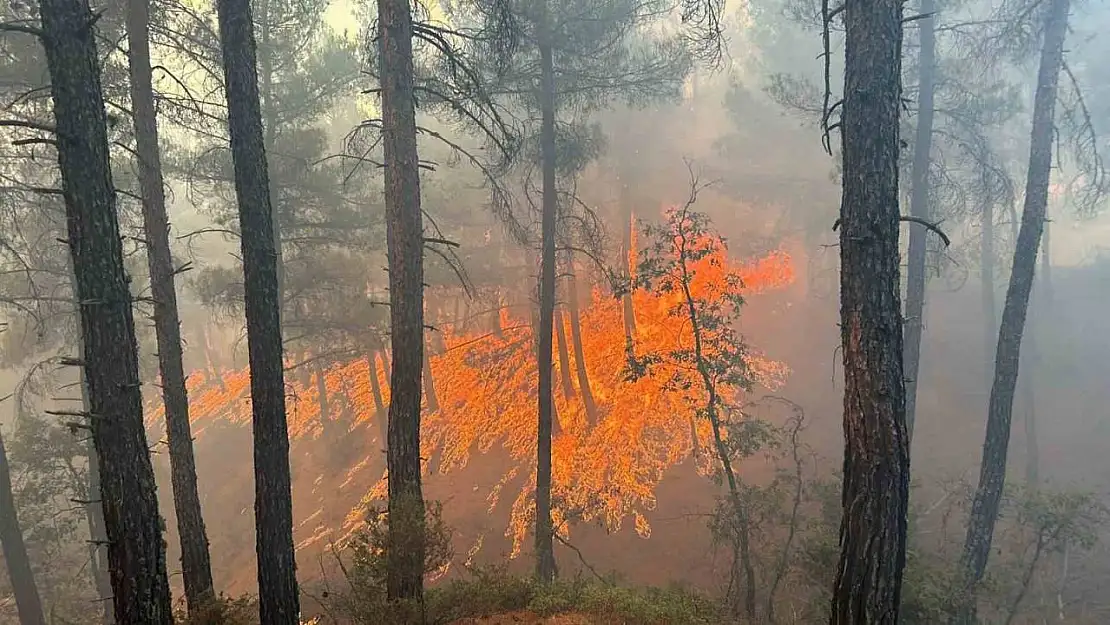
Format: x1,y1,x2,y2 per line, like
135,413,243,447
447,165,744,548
624,181,764,619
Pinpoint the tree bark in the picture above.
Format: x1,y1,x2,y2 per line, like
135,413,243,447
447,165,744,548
378,0,427,601
952,0,1069,620
199,324,228,392
565,263,598,424
126,0,214,611
368,352,387,448
39,0,175,617
534,9,558,583
902,0,935,443
829,0,910,621
0,428,46,625
215,0,300,618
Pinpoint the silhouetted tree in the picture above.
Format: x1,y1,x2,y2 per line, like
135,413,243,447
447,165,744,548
38,0,174,617
376,0,427,602
125,0,214,611
826,0,911,620
953,0,1071,620
0,425,46,625
214,0,299,619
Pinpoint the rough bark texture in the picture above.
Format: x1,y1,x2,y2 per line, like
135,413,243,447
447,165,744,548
829,0,910,621
952,0,1069,620
902,0,935,443
0,428,46,625
126,0,214,610
378,0,427,601
215,0,300,618
39,0,175,618
534,16,558,583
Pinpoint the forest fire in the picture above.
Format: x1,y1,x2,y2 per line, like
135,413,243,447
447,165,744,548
148,240,796,556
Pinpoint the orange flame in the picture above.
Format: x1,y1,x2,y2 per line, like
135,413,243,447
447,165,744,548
148,235,796,554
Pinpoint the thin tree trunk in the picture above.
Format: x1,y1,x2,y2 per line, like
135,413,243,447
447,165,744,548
215,0,299,618
126,0,214,610
378,0,427,601
674,227,756,619
981,200,996,388
555,307,575,400
40,0,174,616
829,0,910,620
200,324,228,392
423,338,439,412
902,0,936,443
0,428,46,625
565,264,598,424
952,0,1069,620
618,174,637,344
368,351,386,419
316,365,331,430
491,289,505,338
534,8,558,583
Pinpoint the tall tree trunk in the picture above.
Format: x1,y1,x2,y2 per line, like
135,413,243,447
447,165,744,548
126,0,214,610
215,0,299,618
534,10,558,583
40,0,175,618
423,338,439,412
829,0,910,620
902,0,936,443
981,200,996,389
555,308,575,399
0,428,46,625
952,0,1069,620
565,263,598,423
378,0,427,601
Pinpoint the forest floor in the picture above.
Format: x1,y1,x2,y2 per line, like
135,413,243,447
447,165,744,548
447,612,598,624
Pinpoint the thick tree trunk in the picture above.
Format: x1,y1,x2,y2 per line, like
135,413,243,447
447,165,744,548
981,201,996,388
44,15,169,625
902,0,935,443
534,13,558,583
126,0,214,611
565,264,598,423
555,308,575,399
952,0,1069,621
829,0,910,621
215,0,299,618
0,428,46,625
378,0,427,601
40,0,174,618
